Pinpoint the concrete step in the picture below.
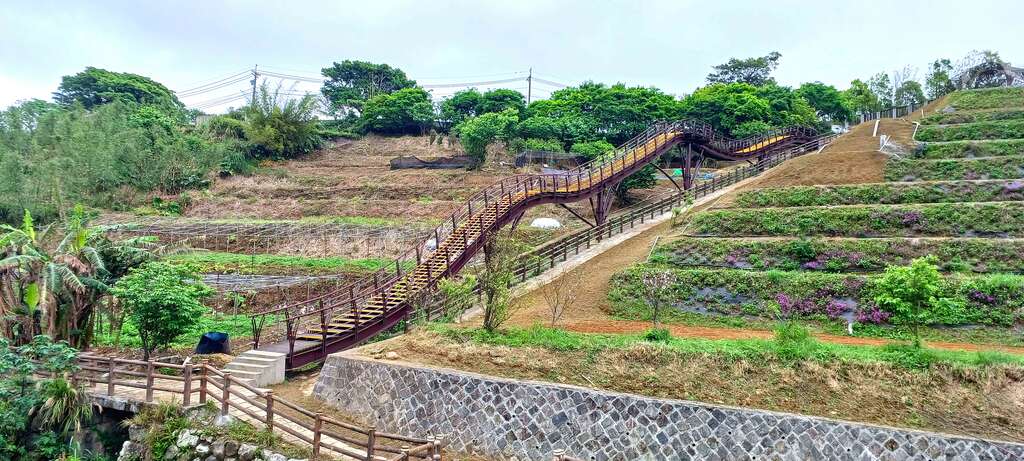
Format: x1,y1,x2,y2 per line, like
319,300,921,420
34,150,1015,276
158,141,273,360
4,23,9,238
223,350,286,387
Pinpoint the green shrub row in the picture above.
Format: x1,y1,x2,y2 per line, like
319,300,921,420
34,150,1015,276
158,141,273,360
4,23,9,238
685,202,1024,237
947,87,1024,110
732,180,1024,208
920,108,1024,126
168,252,394,275
916,139,1024,159
652,237,1024,274
608,266,1024,327
916,120,1024,142
884,156,1024,181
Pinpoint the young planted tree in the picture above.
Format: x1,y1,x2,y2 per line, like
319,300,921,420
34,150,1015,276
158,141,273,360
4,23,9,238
640,270,676,329
706,51,782,86
478,237,523,333
872,256,943,347
541,268,584,327
110,262,213,359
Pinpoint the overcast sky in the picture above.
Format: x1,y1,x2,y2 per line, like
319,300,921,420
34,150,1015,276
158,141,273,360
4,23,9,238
2,0,1022,112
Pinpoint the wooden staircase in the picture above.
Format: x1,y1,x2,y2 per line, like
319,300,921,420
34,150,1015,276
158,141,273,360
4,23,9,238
250,121,818,370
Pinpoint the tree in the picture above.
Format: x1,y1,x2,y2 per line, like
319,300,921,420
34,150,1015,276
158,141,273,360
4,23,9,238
478,89,526,115
679,83,816,136
706,51,782,86
360,87,435,135
320,60,416,116
844,79,881,114
0,207,161,347
53,67,184,116
541,268,584,327
872,256,944,347
242,82,322,159
111,262,212,359
440,88,483,127
925,59,956,99
796,82,854,123
640,270,676,328
893,80,926,107
478,237,523,333
868,73,894,107
454,108,518,167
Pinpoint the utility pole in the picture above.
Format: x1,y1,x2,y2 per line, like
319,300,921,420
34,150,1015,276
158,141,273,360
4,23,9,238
527,67,532,105
250,64,259,103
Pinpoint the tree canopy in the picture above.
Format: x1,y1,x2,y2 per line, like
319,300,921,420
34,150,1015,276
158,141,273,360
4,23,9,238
679,83,816,136
53,67,184,116
320,60,416,116
796,82,854,123
706,51,782,86
360,87,434,135
925,59,956,99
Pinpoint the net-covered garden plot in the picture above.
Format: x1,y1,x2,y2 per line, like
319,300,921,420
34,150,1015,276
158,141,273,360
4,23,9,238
684,202,1024,237
884,155,1024,181
652,237,1024,274
730,180,1024,208
609,265,1024,327
101,216,431,258
915,139,1024,159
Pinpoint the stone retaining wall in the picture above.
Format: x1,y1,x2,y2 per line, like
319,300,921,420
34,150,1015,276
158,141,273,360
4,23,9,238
313,353,1024,461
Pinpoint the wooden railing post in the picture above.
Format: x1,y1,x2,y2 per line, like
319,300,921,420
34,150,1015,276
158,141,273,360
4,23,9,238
366,426,376,461
312,413,323,457
182,358,192,406
107,357,115,396
221,372,231,416
199,364,208,404
265,390,275,430
145,360,155,402
401,446,410,460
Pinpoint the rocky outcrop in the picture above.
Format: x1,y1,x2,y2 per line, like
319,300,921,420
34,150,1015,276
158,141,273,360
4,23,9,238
117,425,304,461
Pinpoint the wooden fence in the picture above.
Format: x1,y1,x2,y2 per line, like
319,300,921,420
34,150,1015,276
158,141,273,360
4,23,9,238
74,354,440,461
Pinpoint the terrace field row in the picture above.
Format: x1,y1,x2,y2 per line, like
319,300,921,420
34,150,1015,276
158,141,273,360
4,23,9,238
729,179,1023,208
884,155,1024,181
915,119,1024,142
915,139,1024,159
684,201,1024,237
653,236,1024,274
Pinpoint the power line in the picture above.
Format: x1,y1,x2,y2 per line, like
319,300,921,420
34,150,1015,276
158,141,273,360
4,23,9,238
176,72,251,96
177,75,252,98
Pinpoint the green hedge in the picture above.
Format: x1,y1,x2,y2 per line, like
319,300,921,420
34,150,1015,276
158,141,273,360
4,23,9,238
920,108,1024,126
947,87,1024,111
609,266,1024,327
685,202,1024,237
168,252,393,275
885,156,1024,181
916,120,1024,142
652,237,1024,274
732,180,1024,208
917,139,1024,159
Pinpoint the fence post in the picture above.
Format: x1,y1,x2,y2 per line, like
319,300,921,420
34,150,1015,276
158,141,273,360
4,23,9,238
553,449,564,461
145,360,155,402
365,426,376,461
401,446,410,461
199,364,208,404
182,358,192,407
265,390,275,430
312,413,323,457
221,372,231,417
107,357,115,396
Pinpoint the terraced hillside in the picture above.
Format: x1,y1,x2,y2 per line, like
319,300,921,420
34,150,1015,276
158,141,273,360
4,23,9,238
612,87,1024,348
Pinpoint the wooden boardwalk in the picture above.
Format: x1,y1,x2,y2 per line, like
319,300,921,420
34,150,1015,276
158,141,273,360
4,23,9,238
76,354,440,460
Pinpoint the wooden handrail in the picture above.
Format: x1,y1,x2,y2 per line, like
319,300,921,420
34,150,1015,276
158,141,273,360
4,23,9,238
73,357,438,460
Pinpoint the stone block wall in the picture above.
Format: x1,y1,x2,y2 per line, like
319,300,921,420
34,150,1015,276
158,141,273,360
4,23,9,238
313,353,1024,461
